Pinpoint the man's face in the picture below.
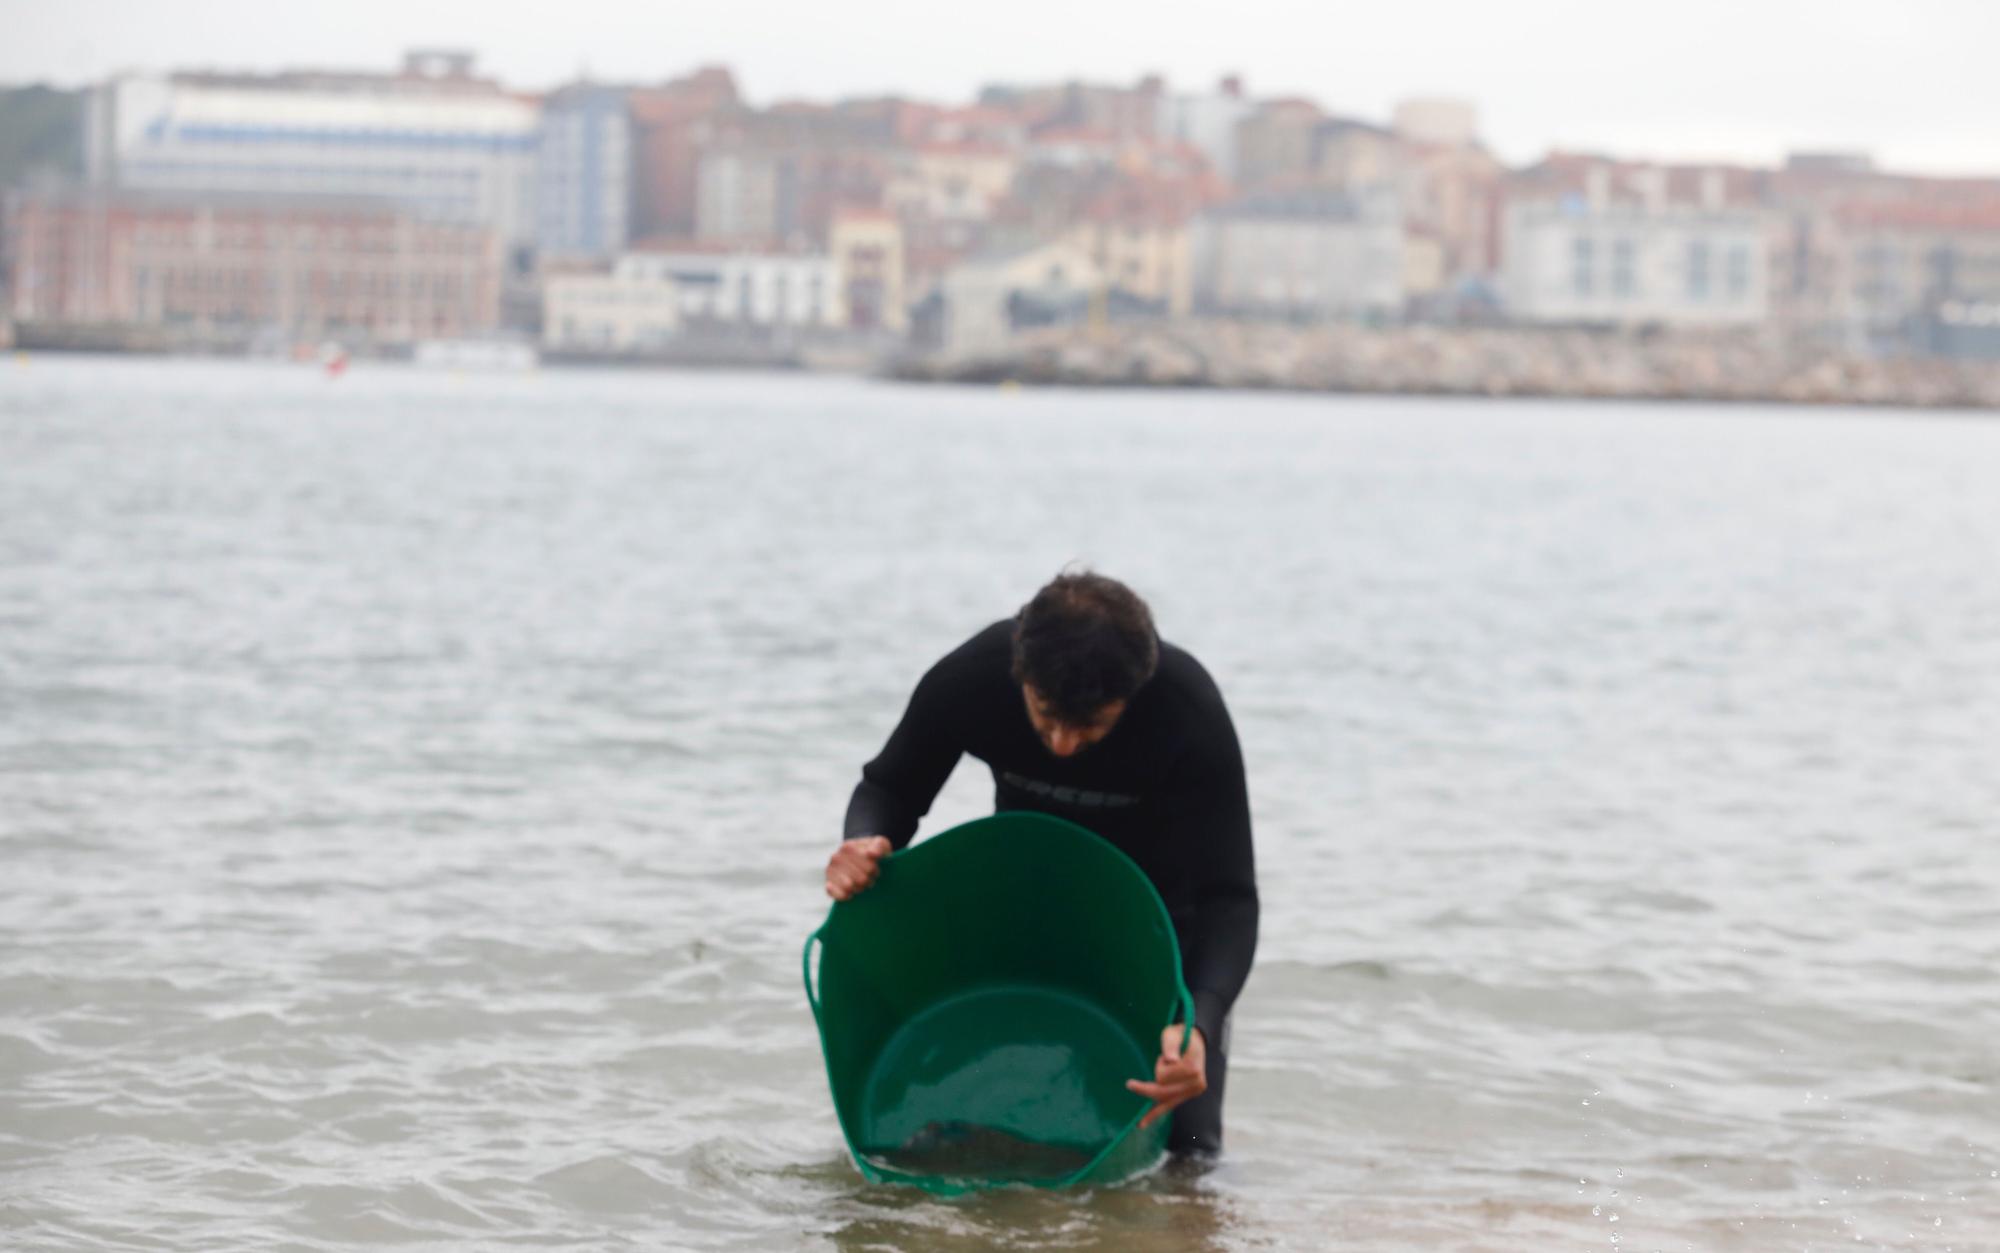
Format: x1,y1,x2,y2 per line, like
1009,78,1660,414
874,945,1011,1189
1022,685,1127,758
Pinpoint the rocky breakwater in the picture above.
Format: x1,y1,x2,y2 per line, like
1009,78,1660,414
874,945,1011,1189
892,323,2000,410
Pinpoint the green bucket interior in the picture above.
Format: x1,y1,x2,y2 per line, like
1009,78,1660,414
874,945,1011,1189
805,812,1191,1193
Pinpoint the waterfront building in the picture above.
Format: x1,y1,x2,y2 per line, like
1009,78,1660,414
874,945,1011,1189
1760,157,2000,349
1065,212,1192,317
1398,140,1504,291
1192,186,1405,321
1059,170,1227,317
1827,198,2000,358
1501,200,1770,328
1501,160,1771,328
937,237,1104,358
896,215,991,317
542,244,846,353
828,209,907,333
536,84,631,262
82,53,540,257
540,257,680,353
649,247,844,329
4,185,502,344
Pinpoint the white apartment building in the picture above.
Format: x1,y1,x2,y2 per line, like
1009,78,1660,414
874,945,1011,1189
645,251,844,328
1192,186,1405,320
542,261,681,353
84,56,540,251
543,249,844,352
1502,194,1771,327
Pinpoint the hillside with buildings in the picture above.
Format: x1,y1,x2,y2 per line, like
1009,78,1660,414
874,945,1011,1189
4,52,1998,402
0,85,83,191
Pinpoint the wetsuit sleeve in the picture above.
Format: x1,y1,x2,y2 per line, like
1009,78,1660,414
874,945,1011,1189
842,655,968,849
1174,704,1259,1048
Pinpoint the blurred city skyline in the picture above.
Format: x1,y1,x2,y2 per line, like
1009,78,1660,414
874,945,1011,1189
10,1,2000,405
6,0,1997,176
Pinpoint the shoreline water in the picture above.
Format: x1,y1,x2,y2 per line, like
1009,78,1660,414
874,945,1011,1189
12,318,2000,412
15,338,2000,416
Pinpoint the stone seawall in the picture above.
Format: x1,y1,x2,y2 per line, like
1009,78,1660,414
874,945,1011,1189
892,323,2000,410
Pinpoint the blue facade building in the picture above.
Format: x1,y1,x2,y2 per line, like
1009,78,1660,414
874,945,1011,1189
536,85,631,262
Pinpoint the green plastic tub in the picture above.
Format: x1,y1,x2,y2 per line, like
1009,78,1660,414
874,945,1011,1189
804,811,1192,1194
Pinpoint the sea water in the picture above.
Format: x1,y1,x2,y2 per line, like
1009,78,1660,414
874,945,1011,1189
3,355,1997,1250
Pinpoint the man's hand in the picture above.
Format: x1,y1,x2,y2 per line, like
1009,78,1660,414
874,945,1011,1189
1126,1025,1207,1129
825,836,892,900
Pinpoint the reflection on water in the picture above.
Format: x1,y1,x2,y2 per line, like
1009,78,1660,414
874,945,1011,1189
825,1156,1235,1253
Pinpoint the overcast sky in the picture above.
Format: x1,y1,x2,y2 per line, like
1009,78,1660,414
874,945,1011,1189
5,0,1996,175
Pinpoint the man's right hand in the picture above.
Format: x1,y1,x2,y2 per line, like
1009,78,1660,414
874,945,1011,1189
825,836,892,900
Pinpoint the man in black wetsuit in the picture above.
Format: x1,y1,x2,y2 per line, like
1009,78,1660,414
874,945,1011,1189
825,571,1258,1155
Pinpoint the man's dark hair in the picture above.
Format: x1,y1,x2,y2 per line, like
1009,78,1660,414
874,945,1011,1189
1011,571,1160,722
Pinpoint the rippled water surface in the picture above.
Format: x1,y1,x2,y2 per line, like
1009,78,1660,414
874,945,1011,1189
4,356,1999,1251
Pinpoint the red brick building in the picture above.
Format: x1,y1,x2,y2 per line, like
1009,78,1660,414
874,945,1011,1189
629,67,742,240
5,186,502,345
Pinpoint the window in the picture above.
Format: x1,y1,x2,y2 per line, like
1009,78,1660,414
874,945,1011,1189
1611,239,1637,298
1571,237,1595,297
1687,240,1711,300
1724,244,1751,301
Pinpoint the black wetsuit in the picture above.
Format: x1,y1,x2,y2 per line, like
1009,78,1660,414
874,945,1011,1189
843,620,1258,1154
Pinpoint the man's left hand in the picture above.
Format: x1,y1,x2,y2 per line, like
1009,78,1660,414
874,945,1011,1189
1126,1025,1206,1129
